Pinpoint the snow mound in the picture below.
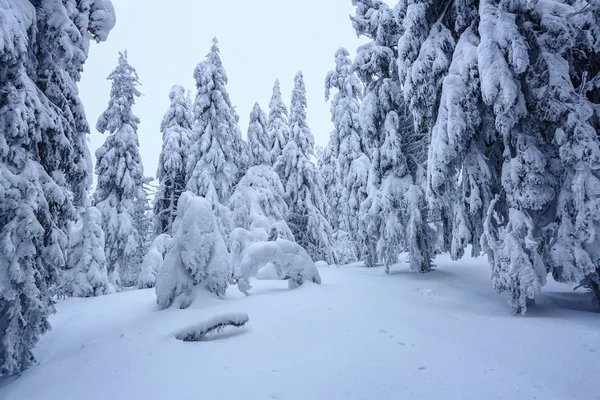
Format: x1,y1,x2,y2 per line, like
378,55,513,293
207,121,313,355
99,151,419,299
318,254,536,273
174,312,249,342
236,239,321,295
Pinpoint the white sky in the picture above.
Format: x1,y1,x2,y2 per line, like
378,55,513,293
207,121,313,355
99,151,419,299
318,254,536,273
79,0,367,182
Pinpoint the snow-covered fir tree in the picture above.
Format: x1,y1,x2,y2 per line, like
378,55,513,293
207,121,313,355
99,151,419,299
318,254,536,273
229,103,294,269
156,192,230,309
418,0,600,312
351,0,433,272
317,142,338,225
275,72,337,264
94,51,145,289
186,38,246,237
247,103,272,166
268,79,290,165
66,207,110,298
0,0,115,376
154,85,193,236
324,47,368,261
131,177,154,279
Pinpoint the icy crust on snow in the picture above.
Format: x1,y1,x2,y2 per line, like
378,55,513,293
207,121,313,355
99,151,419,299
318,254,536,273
236,239,321,295
174,312,249,341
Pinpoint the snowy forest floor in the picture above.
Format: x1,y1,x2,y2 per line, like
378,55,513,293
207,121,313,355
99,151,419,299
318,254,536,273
1,254,598,400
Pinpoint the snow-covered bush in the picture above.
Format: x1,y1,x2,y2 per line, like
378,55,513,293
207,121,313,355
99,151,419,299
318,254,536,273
156,192,230,309
137,234,172,289
235,239,321,295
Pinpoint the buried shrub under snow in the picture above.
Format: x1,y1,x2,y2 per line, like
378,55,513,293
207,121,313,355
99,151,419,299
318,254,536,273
174,312,249,341
235,239,321,295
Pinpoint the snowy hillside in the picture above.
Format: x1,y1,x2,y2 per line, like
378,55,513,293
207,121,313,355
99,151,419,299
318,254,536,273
1,255,597,400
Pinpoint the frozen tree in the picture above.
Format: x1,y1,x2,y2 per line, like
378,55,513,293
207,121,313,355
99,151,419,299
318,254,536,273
247,103,272,166
421,0,600,311
130,178,154,283
351,0,433,272
229,106,293,269
154,85,193,235
186,38,245,238
0,0,115,375
317,142,337,224
94,51,145,289
325,47,368,260
230,165,294,241
66,207,110,297
155,192,230,309
275,72,337,264
268,79,290,165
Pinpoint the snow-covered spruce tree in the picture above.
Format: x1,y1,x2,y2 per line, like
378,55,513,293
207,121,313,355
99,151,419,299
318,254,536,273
156,192,230,309
422,0,600,312
229,103,293,269
154,85,193,235
130,177,154,282
247,102,272,166
187,38,246,238
317,142,337,222
94,51,145,289
275,72,337,264
351,0,433,272
0,0,115,376
66,207,110,297
325,47,368,261
268,79,290,165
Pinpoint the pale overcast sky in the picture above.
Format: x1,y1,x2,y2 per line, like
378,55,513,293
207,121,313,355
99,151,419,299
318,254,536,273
79,0,368,182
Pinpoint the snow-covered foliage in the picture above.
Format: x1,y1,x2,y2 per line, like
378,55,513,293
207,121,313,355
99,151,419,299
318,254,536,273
229,166,293,242
156,192,230,309
137,234,172,289
0,0,114,376
406,0,600,311
235,239,321,295
247,103,272,166
66,207,111,297
94,51,145,289
268,79,290,165
275,72,337,264
351,0,433,272
154,85,193,235
186,38,245,239
324,47,367,260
